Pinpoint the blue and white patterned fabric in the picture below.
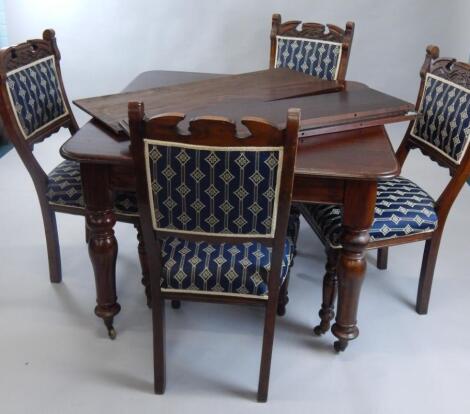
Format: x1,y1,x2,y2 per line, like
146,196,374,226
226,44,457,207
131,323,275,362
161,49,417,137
274,36,342,80
411,73,470,164
145,140,283,237
6,55,68,139
305,177,438,248
159,236,293,298
46,160,138,216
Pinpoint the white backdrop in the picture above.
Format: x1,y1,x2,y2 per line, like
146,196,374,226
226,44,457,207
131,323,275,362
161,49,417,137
4,0,470,125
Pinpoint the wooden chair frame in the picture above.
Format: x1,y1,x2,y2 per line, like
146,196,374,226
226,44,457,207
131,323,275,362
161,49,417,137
0,30,146,337
301,45,470,337
128,102,300,402
269,13,355,81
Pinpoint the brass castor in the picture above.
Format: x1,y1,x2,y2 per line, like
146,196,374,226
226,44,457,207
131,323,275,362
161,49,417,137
108,327,117,340
105,319,116,340
171,300,181,309
333,340,348,353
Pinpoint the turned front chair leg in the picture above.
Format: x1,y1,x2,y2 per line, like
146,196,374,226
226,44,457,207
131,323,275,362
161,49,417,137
416,231,443,315
314,247,339,336
81,164,121,339
377,247,389,270
331,181,376,352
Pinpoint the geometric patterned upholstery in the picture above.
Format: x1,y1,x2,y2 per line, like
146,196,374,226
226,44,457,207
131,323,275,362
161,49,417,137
145,140,283,237
411,73,470,164
46,160,138,216
304,177,438,248
274,36,342,80
159,236,294,298
6,56,68,139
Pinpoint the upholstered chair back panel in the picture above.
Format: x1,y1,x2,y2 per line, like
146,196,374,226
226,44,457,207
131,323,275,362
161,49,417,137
411,73,470,164
6,55,68,139
145,140,283,237
274,36,342,80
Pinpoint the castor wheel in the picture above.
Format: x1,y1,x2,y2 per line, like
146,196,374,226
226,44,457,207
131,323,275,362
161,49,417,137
313,325,327,336
333,340,348,353
107,327,117,340
171,300,181,309
104,320,117,340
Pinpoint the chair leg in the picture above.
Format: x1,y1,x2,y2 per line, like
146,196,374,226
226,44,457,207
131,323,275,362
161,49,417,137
152,296,166,394
377,247,389,270
313,248,339,336
288,204,301,259
416,232,442,315
257,298,278,402
277,274,290,316
135,224,151,308
40,205,62,283
85,224,91,244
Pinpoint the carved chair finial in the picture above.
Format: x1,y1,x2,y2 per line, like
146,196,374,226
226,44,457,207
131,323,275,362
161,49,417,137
420,44,440,79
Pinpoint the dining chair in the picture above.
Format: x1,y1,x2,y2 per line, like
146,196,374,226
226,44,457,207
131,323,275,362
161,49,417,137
269,14,354,81
299,45,470,348
269,13,355,315
0,29,143,338
128,102,300,402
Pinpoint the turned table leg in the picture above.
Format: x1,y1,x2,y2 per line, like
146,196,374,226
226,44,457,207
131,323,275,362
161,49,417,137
313,247,339,336
81,164,121,339
331,181,376,352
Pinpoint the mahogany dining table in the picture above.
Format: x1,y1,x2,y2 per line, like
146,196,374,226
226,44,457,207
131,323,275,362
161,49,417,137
60,68,414,351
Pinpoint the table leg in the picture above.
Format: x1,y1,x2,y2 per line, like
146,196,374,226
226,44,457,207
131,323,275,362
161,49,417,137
331,180,377,352
81,164,121,339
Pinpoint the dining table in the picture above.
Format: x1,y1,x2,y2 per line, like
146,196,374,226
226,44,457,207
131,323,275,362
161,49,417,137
60,67,414,351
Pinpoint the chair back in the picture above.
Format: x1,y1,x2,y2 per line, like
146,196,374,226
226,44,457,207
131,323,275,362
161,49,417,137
128,104,300,296
0,29,77,190
398,46,470,222
269,13,354,81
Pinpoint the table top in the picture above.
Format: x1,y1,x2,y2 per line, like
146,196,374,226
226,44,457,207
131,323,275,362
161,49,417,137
62,70,404,180
74,68,344,134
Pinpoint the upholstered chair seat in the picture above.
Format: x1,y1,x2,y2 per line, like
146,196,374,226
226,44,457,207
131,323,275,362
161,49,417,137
46,159,138,216
159,236,294,297
305,176,438,248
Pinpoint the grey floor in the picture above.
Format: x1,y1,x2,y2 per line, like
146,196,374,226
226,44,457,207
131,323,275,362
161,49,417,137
0,124,469,414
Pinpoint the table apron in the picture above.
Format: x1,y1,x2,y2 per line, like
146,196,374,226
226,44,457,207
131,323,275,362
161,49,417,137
292,176,345,204
109,164,348,205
